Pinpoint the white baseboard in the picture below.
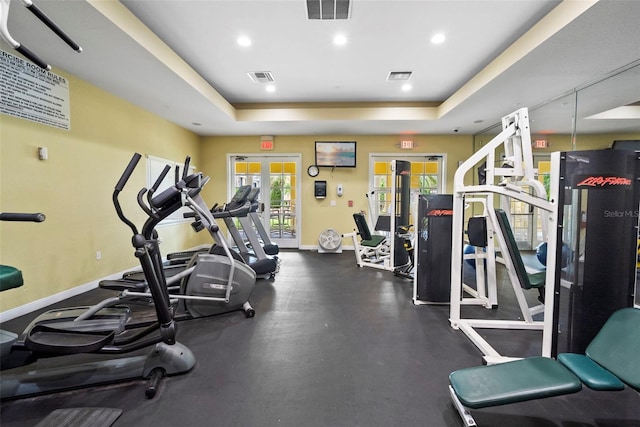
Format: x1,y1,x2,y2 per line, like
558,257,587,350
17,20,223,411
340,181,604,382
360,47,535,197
0,267,137,323
299,245,354,251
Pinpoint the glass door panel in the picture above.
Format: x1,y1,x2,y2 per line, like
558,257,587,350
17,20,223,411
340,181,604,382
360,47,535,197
231,155,300,249
369,154,445,228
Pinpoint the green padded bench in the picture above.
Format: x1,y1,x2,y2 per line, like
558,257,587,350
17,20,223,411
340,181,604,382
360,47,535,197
0,265,24,292
449,307,640,425
1,265,24,358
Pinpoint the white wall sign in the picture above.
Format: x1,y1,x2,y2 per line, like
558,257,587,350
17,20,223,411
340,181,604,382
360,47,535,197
0,49,70,130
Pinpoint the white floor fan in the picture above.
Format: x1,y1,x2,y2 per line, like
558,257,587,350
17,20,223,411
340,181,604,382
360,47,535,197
318,228,343,253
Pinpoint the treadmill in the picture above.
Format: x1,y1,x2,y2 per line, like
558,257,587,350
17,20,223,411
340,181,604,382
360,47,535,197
245,187,279,256
211,185,279,278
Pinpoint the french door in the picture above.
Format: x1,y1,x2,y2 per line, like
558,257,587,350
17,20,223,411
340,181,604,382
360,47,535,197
368,153,447,226
229,154,301,249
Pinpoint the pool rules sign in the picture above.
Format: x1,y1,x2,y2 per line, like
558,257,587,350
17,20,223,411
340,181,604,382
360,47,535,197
0,49,70,130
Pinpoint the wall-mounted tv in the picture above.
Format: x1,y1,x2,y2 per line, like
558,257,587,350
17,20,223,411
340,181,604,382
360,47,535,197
315,141,357,168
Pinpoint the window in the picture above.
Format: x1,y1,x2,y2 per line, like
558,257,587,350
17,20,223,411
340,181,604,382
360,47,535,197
369,154,446,225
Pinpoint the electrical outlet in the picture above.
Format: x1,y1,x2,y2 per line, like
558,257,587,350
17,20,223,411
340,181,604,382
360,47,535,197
330,200,336,206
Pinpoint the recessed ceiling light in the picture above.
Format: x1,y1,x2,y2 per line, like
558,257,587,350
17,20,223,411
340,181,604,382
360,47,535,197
237,36,252,47
333,34,347,46
401,84,412,91
265,85,276,93
431,33,446,44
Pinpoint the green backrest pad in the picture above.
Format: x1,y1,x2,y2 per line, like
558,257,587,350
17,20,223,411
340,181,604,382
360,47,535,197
557,353,625,391
0,265,23,292
449,357,582,409
353,213,386,247
585,307,640,391
353,213,373,241
494,209,542,290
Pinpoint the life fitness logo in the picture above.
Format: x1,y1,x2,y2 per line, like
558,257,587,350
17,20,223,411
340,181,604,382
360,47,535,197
427,209,453,216
575,175,632,188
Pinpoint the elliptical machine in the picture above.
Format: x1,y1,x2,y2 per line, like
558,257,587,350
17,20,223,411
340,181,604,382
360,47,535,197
0,154,196,400
101,156,257,319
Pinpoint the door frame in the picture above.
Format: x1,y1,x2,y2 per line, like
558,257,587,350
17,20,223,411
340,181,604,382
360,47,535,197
227,153,302,249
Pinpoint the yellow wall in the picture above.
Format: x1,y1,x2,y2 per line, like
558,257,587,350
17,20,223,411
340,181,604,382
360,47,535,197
187,131,640,249
200,135,474,247
0,71,205,312
1,69,638,315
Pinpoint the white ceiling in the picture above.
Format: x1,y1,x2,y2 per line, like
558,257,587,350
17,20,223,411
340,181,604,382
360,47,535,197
2,0,639,136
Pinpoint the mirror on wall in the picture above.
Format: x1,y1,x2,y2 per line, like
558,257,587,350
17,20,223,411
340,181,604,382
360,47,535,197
471,61,640,306
574,62,640,142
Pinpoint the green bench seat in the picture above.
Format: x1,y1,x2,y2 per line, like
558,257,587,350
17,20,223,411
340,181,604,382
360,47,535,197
360,235,386,247
449,357,582,409
0,265,23,292
449,308,640,419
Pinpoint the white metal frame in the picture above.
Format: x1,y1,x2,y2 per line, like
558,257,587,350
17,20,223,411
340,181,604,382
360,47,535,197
457,197,499,310
345,229,392,269
449,108,560,363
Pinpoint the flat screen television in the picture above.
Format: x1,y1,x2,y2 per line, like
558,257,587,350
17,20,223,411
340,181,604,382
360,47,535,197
315,141,357,168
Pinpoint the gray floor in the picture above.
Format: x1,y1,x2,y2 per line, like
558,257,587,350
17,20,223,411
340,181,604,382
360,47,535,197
1,250,639,427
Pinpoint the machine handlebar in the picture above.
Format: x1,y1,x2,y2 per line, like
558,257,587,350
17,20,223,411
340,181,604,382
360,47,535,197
0,212,46,222
23,0,82,53
150,165,171,193
182,156,191,181
15,45,49,70
115,153,141,192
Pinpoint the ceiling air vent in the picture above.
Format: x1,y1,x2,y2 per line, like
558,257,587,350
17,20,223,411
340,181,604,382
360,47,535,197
387,71,413,81
247,71,275,83
307,0,350,20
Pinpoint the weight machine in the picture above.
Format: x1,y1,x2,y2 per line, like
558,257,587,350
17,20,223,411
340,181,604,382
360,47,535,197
448,110,640,425
344,160,414,278
449,108,560,363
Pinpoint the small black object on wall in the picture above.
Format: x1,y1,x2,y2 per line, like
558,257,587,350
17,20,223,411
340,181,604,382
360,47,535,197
314,181,327,199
